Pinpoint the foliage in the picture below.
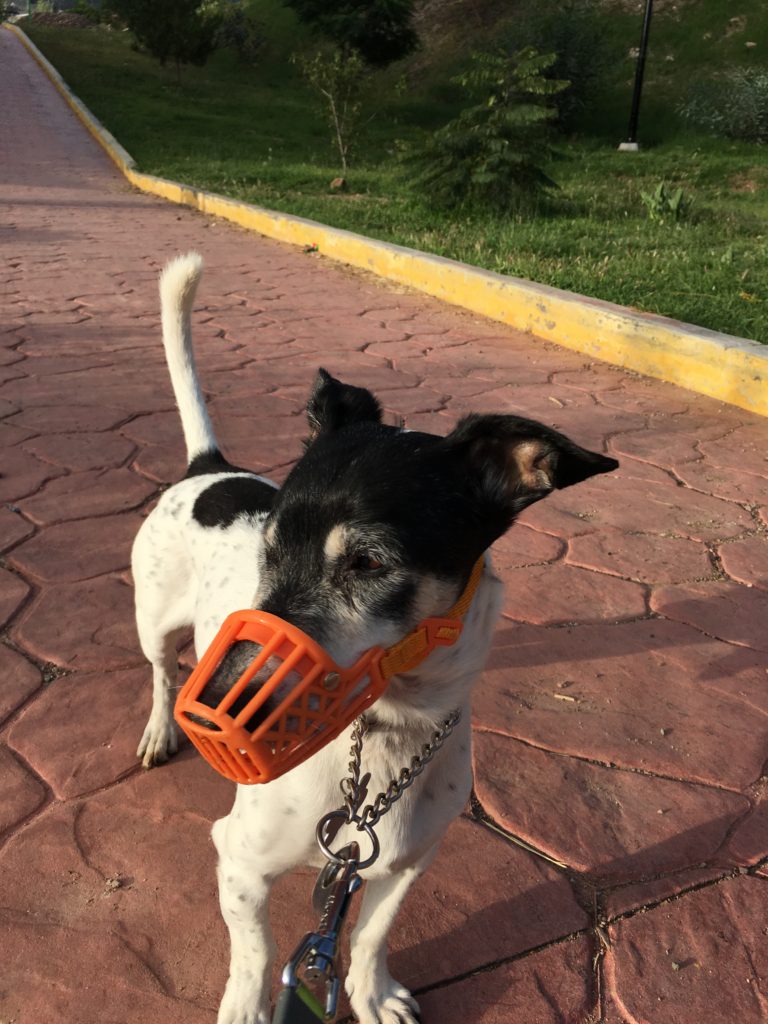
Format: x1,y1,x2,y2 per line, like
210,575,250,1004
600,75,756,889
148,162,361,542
640,182,691,224
23,19,768,343
106,0,222,76
410,48,568,211
73,0,103,23
217,1,265,64
284,0,417,67
295,46,367,171
501,0,617,130
679,69,768,144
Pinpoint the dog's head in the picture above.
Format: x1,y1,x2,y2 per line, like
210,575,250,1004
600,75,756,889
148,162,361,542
253,369,617,671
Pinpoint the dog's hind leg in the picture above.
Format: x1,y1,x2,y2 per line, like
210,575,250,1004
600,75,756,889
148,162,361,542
212,815,278,1024
346,849,437,1024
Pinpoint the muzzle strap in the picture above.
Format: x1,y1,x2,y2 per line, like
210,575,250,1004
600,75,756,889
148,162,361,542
377,556,485,680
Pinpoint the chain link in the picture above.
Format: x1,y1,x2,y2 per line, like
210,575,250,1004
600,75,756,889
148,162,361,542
339,716,368,823
342,709,461,830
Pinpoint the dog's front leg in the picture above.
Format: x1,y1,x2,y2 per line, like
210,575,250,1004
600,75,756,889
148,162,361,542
346,848,436,1024
135,617,184,769
213,816,277,1024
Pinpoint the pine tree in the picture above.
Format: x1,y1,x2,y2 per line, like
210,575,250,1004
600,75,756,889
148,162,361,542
413,48,569,211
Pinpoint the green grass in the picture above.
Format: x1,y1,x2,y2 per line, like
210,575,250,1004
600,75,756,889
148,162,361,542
24,6,768,343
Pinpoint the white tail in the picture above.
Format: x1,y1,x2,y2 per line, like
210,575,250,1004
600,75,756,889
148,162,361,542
159,252,218,463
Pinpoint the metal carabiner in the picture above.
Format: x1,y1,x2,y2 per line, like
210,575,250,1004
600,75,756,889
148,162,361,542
278,850,362,1020
315,809,380,871
275,941,328,1023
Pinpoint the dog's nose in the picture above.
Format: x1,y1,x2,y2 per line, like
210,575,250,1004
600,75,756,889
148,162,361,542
196,639,303,733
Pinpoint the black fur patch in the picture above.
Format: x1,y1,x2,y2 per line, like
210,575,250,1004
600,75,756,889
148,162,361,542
193,474,277,528
307,369,382,440
368,577,416,622
185,449,243,478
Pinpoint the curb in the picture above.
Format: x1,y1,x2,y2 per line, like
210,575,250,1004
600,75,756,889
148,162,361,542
7,23,768,417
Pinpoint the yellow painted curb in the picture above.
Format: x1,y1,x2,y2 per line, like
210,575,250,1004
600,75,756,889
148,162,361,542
7,22,768,417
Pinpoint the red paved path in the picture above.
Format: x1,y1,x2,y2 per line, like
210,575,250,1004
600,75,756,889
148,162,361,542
2,27,768,1024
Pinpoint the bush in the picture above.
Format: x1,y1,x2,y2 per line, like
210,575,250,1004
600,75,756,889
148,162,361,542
409,47,568,212
679,69,768,144
500,0,615,130
296,46,368,171
106,0,222,77
285,0,418,68
73,0,102,22
217,1,264,64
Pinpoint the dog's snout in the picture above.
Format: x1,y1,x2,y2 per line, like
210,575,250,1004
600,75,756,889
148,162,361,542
197,639,304,733
256,591,327,650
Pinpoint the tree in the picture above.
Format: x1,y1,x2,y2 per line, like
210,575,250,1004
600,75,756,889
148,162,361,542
108,0,222,79
410,48,569,211
285,0,417,67
296,47,367,172
503,0,616,130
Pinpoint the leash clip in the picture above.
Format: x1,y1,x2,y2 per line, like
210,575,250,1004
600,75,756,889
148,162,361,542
281,847,362,1020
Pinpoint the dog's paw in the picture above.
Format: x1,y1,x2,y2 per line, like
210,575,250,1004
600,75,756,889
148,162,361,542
136,715,179,768
216,976,270,1024
346,974,421,1024
216,1007,269,1024
216,1008,269,1024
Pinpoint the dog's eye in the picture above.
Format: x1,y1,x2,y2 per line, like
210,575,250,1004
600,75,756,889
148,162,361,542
349,553,384,573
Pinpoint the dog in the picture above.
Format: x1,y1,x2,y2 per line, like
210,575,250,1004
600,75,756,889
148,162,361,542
132,252,618,1024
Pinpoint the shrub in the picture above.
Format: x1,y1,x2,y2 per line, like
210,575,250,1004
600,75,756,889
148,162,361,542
500,0,616,130
217,1,264,64
73,0,102,22
106,0,222,78
679,69,768,144
295,46,368,172
285,0,418,68
410,47,568,212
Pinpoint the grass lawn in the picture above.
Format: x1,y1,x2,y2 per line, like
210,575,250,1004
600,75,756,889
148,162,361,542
23,6,768,343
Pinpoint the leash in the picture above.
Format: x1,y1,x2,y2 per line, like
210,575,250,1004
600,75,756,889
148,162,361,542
272,709,461,1023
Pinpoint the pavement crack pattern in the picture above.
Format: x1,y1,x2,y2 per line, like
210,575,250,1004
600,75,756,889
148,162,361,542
472,726,752,796
2,25,768,1024
410,928,592,996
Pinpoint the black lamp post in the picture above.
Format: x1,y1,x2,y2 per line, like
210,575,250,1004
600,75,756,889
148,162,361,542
619,0,654,151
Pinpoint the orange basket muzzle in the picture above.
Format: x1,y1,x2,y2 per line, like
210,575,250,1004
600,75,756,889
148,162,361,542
174,557,484,785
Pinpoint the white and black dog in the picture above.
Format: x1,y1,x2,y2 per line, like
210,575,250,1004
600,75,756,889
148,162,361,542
132,253,618,1024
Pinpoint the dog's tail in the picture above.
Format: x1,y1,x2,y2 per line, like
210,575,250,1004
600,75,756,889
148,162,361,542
159,252,218,464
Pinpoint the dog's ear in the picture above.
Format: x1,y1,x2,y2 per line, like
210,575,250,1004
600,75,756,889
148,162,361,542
306,368,382,441
445,413,618,524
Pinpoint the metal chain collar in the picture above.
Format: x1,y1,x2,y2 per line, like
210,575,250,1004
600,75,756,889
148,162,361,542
343,710,462,829
315,709,461,870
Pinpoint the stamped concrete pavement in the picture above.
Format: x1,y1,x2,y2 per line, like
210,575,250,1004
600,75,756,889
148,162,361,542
2,26,768,1024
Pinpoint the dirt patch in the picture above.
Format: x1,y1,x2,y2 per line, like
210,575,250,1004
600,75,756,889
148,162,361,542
725,15,748,37
730,173,761,194
28,12,94,28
